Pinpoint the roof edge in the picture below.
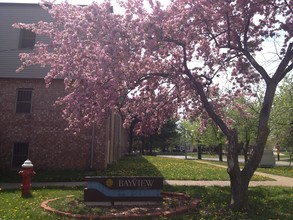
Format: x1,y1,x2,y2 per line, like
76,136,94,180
0,2,41,7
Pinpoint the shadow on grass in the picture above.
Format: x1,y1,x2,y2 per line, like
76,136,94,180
0,156,163,183
96,155,163,177
0,170,96,183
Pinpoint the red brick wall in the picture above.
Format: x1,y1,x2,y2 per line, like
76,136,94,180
0,78,109,171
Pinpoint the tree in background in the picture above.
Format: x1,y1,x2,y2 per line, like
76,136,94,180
270,76,293,153
150,119,179,153
14,0,293,210
200,120,226,160
127,116,140,154
227,98,259,163
177,120,200,158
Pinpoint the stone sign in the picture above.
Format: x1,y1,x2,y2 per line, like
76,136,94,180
84,176,164,206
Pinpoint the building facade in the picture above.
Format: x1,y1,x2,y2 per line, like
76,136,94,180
0,3,128,171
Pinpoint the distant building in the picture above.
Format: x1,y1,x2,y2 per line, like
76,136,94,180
0,3,128,171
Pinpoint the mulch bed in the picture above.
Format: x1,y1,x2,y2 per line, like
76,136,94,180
41,192,201,219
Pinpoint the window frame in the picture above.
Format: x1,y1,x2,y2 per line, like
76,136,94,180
16,88,33,114
18,29,36,49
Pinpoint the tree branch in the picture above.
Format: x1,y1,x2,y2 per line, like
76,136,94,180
273,42,293,83
162,37,185,47
285,0,293,14
241,49,271,83
243,14,252,50
226,12,231,47
118,72,170,109
186,68,234,138
164,38,234,138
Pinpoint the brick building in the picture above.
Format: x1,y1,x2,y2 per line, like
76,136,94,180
0,3,128,171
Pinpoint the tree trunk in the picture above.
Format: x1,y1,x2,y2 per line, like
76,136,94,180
128,117,140,154
243,143,249,164
149,136,153,155
197,144,202,159
141,137,145,155
226,133,250,209
229,171,249,210
128,130,133,154
218,143,223,162
244,127,250,164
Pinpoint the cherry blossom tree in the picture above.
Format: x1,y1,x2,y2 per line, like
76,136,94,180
14,0,292,210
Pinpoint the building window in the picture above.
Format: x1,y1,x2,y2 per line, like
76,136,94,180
19,29,36,49
12,143,29,168
16,89,33,114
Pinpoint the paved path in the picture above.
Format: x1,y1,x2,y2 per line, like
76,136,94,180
1,157,292,190
160,155,293,187
158,155,292,166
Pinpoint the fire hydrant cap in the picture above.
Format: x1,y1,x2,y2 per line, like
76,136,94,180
22,159,34,168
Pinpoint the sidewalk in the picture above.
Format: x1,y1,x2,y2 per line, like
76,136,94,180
1,156,292,190
1,161,292,190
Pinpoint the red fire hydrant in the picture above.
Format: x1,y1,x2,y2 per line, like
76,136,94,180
19,159,35,197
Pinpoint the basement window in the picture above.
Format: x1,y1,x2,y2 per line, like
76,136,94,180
12,143,29,168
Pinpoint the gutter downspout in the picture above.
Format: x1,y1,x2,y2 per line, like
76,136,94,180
90,123,95,169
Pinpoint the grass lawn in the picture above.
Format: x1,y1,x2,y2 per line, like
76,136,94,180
0,186,292,220
96,156,269,181
258,167,293,178
0,156,270,182
168,185,293,220
0,187,78,220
